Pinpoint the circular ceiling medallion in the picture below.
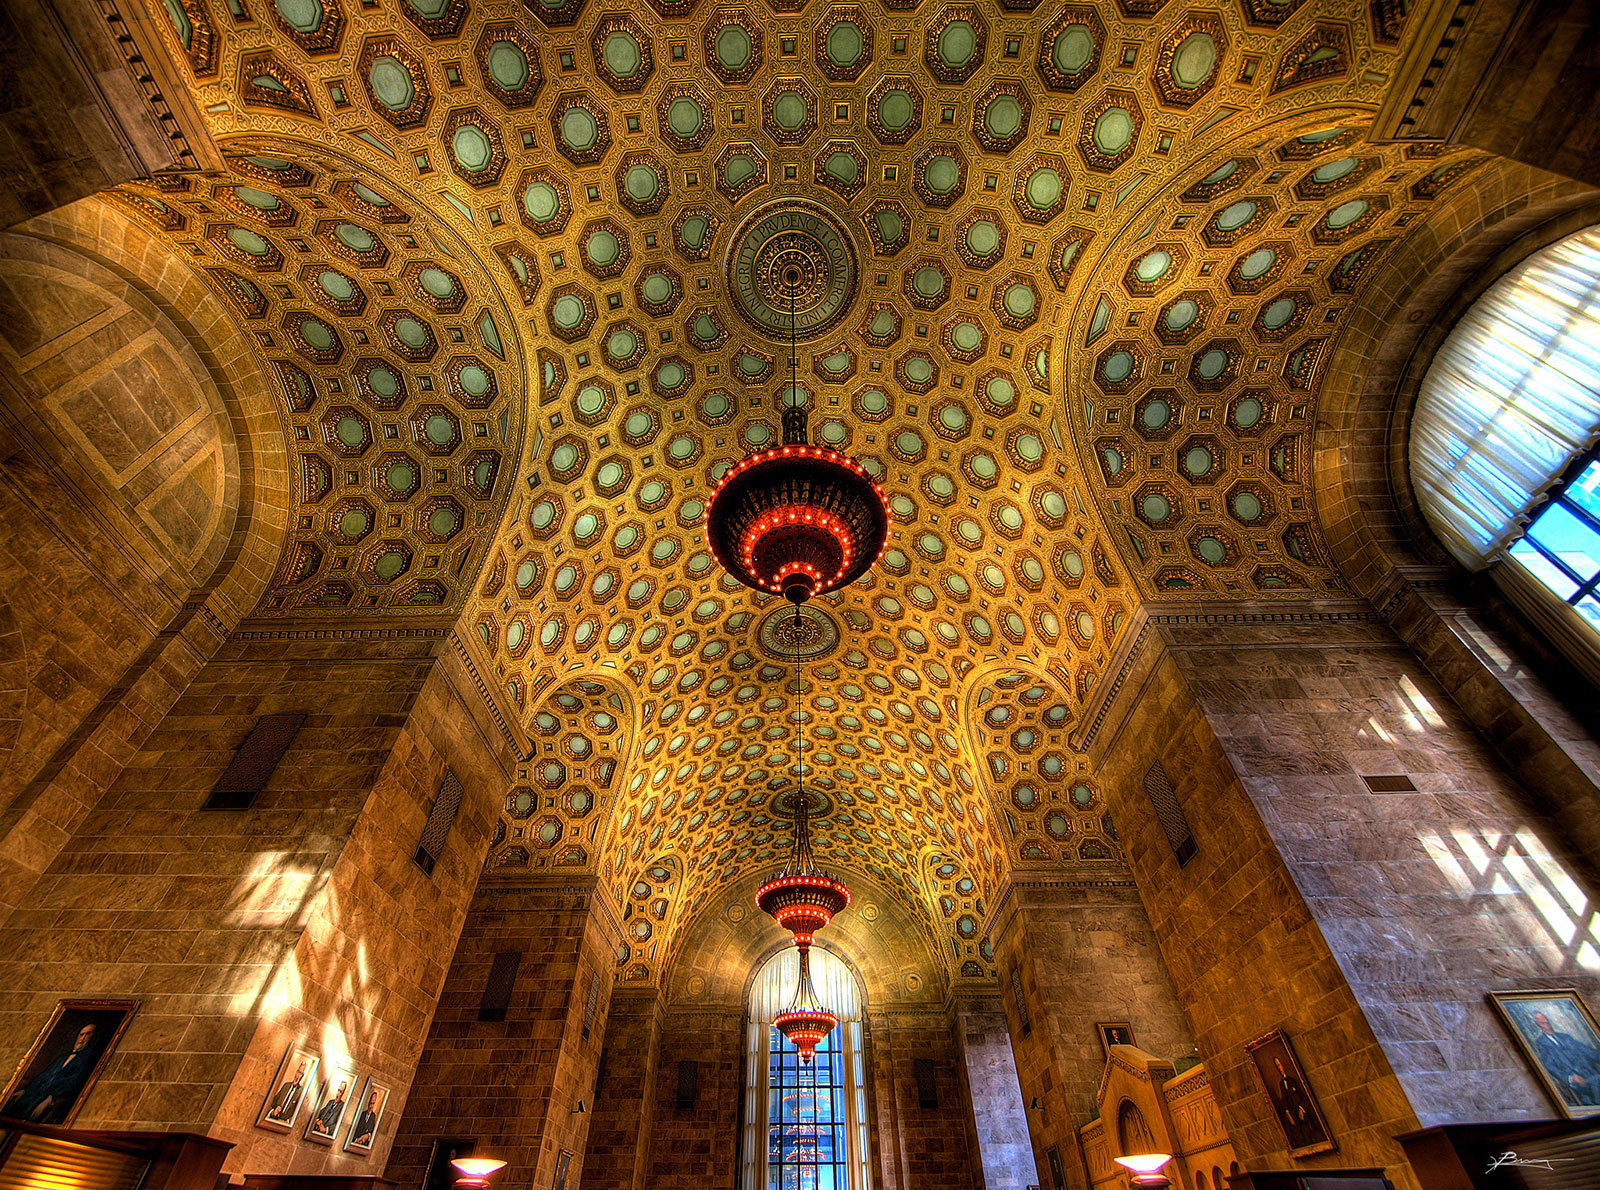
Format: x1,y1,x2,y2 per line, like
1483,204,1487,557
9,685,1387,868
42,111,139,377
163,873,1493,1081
725,199,859,340
771,786,835,824
758,603,840,661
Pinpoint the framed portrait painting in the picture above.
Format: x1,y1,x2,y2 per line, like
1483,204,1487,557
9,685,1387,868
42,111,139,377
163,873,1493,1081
1245,1028,1336,1158
0,999,137,1126
342,1076,391,1155
553,1149,572,1190
1096,1021,1136,1056
256,1043,320,1134
303,1057,359,1146
1489,989,1600,1117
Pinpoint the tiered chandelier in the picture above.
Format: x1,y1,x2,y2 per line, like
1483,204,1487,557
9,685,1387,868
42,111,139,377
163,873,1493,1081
712,228,884,1063
757,785,849,1063
704,261,891,608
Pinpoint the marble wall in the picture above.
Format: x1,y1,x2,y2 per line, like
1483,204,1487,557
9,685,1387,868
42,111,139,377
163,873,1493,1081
385,876,620,1190
0,628,511,1178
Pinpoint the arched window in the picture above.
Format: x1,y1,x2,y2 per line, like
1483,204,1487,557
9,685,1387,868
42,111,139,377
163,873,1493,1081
1411,224,1600,661
741,947,871,1190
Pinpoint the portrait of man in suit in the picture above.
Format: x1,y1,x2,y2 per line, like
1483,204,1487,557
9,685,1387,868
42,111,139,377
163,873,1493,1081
307,1079,349,1139
255,1045,320,1134
0,1002,135,1127
345,1086,386,1151
1493,992,1600,1118
265,1061,308,1125
1245,1029,1335,1157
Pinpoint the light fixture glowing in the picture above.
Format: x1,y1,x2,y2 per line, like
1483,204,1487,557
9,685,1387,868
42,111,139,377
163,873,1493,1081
773,944,838,1064
1113,1153,1173,1188
450,1157,508,1190
704,263,890,606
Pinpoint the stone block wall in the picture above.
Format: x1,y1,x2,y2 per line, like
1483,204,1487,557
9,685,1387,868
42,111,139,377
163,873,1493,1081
1159,612,1600,1126
870,1013,977,1190
583,991,662,1190
386,876,619,1190
646,1011,743,1190
0,626,511,1178
952,995,1036,1190
989,879,1192,1190
212,640,514,1174
1091,619,1420,1183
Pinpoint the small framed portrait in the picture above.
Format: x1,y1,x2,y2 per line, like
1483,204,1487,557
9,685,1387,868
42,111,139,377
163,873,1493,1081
1246,1028,1336,1158
1096,1021,1136,1056
0,999,137,1126
1489,989,1600,1117
303,1058,358,1145
553,1149,572,1190
342,1076,391,1154
257,1043,320,1134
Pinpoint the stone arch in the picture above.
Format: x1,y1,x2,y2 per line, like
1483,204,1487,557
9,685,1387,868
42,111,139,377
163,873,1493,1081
613,852,684,986
10,197,290,625
485,672,635,879
666,867,945,1011
958,660,1120,878
0,230,242,594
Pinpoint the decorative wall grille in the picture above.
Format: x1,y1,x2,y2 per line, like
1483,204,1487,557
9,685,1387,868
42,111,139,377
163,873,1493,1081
414,768,464,876
1142,760,1197,866
913,1057,938,1109
478,951,521,1022
203,713,305,809
676,1060,698,1110
1011,967,1031,1038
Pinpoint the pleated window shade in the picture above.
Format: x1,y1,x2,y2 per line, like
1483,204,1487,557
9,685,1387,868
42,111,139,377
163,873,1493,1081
1411,224,1600,570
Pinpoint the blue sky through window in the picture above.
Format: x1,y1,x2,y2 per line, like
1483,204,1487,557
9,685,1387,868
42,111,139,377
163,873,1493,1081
1512,458,1600,626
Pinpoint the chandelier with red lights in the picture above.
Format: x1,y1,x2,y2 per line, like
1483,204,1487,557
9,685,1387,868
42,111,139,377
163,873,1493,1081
756,646,850,1061
760,787,848,1063
773,944,837,1064
704,262,891,608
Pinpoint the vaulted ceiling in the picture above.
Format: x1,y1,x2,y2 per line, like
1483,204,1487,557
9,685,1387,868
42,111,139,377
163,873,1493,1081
102,0,1484,985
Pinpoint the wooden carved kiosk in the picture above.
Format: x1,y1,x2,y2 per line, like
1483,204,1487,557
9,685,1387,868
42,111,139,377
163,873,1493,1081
1079,1046,1239,1190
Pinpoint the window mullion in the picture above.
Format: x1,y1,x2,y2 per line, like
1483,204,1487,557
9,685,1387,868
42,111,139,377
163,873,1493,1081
1517,533,1589,589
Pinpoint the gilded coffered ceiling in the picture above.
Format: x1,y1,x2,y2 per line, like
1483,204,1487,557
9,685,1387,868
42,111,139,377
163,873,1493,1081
99,0,1484,984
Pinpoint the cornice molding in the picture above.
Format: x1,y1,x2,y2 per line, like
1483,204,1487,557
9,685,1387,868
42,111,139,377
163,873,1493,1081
449,627,531,760
1163,1064,1210,1101
980,870,1141,942
1094,1047,1175,1104
1072,598,1385,751
228,620,454,641
91,0,225,173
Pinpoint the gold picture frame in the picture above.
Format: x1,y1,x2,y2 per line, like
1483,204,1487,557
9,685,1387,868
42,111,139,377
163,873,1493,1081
303,1057,359,1146
1488,989,1600,1118
342,1076,391,1154
1244,1028,1336,1158
0,998,138,1126
1096,1021,1135,1056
